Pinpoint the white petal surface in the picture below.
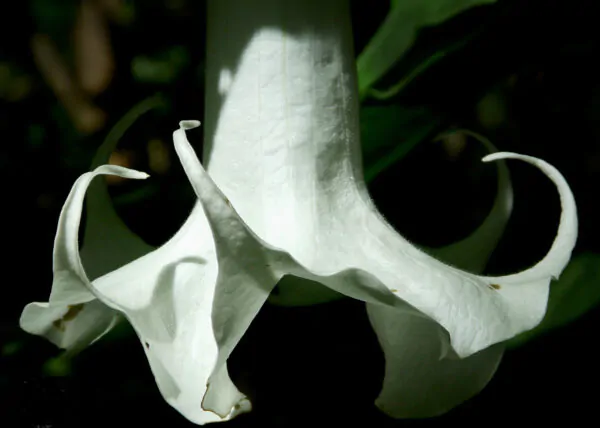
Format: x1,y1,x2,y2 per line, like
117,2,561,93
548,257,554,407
361,152,576,358
20,166,148,352
20,100,158,354
40,160,250,424
199,0,576,359
363,151,574,417
177,122,577,357
172,122,576,418
21,120,577,425
198,0,575,420
174,121,403,418
20,300,121,353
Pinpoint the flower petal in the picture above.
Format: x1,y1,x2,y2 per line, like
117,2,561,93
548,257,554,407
19,165,149,352
91,201,252,423
41,158,248,424
363,131,512,418
362,150,575,416
172,122,576,420
21,99,160,354
20,300,121,354
270,129,512,306
173,121,399,417
177,121,577,356
367,305,503,418
362,151,576,358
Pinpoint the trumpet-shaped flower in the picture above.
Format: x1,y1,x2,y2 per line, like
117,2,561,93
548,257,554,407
20,0,577,424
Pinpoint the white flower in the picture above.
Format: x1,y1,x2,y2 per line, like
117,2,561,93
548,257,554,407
20,0,577,425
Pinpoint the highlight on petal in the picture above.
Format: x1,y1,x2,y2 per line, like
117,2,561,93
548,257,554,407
172,122,577,419
173,121,400,417
269,126,511,306
184,118,576,358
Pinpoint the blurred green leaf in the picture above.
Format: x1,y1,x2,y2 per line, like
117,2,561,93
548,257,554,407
367,50,446,100
1,341,23,357
507,253,600,348
43,355,72,376
131,46,190,84
30,0,78,47
0,62,33,102
357,0,496,98
27,124,46,149
112,182,161,206
367,33,476,100
361,105,442,182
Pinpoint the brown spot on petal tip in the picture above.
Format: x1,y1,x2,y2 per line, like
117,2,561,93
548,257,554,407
53,304,85,332
145,342,150,349
63,304,85,321
52,319,65,332
489,283,501,290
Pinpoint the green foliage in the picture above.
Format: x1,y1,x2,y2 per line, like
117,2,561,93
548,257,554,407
131,46,190,84
361,105,442,182
356,0,496,98
30,0,79,48
1,341,23,357
43,355,72,376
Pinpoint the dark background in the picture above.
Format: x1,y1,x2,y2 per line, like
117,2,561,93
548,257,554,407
1,0,599,426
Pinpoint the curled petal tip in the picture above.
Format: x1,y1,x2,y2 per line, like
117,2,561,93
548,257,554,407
481,152,512,163
99,164,150,180
179,120,201,130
